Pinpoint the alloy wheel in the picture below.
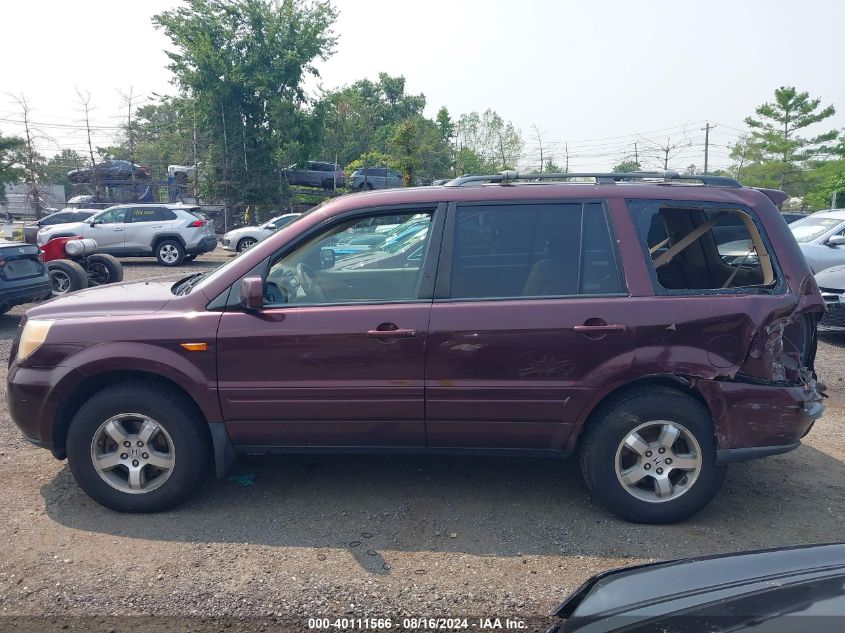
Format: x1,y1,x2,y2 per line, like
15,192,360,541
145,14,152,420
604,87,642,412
90,414,176,494
159,244,179,264
614,420,702,503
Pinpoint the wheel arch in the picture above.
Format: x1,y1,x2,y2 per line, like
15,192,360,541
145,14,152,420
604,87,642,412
51,369,231,476
151,233,187,251
567,375,715,451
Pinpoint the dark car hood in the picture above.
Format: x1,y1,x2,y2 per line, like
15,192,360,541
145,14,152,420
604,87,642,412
815,265,845,290
25,280,176,320
550,543,845,633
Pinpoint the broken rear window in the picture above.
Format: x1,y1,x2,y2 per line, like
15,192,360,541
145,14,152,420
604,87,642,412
627,200,778,295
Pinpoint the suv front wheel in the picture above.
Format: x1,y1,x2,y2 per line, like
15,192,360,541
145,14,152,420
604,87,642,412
66,382,209,512
579,387,726,524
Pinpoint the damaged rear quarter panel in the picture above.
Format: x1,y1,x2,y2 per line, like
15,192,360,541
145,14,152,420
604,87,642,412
570,192,826,450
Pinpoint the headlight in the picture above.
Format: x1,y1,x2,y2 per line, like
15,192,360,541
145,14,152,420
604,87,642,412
36,232,49,247
17,320,53,361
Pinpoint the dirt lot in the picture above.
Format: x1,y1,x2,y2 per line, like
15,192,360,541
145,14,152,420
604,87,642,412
0,248,843,631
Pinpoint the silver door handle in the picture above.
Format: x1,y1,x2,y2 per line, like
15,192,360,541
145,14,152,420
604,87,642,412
113,228,123,231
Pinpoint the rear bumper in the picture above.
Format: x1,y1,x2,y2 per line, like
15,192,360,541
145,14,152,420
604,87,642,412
186,236,218,255
0,277,52,310
699,379,824,457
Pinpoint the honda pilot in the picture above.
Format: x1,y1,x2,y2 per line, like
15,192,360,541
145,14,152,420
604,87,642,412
8,171,825,523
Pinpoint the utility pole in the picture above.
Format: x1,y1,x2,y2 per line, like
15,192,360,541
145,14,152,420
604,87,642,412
701,122,715,174
564,142,569,172
634,142,638,166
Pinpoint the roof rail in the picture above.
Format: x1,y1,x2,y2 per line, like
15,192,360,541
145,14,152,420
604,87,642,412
443,170,743,188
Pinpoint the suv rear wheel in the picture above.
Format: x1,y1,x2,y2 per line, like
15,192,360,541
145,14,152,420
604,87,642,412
579,387,725,523
66,382,209,512
156,239,185,266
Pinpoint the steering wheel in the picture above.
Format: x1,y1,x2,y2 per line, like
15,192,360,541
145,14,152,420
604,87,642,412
264,281,287,304
295,263,326,302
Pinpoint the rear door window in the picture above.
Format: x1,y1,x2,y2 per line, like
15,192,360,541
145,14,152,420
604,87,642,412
127,207,160,223
627,200,778,294
445,202,622,299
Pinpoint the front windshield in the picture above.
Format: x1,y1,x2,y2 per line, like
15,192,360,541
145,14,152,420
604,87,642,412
789,216,845,243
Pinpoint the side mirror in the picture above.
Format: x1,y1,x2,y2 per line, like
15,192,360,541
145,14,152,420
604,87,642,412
266,223,277,231
89,222,97,227
239,276,264,310
827,235,845,247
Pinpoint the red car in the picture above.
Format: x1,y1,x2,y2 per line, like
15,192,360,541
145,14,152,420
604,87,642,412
7,171,825,522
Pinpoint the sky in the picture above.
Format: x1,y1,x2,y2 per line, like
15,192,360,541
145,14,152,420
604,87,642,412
1,0,844,172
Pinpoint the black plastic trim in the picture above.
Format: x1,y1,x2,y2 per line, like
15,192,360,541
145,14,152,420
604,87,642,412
716,442,800,464
208,422,236,477
233,445,574,460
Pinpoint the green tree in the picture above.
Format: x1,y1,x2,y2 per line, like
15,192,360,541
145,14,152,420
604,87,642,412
43,150,87,195
456,109,524,171
543,158,567,173
804,159,845,210
435,107,454,142
741,86,838,191
316,73,426,169
153,0,337,206
0,135,26,204
612,160,641,173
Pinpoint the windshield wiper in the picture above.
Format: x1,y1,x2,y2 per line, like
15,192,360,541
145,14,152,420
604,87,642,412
174,272,207,296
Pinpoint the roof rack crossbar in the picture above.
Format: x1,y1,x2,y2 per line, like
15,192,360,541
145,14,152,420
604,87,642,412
443,170,742,188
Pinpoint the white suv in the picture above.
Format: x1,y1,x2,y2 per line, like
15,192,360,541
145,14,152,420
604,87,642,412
37,204,217,266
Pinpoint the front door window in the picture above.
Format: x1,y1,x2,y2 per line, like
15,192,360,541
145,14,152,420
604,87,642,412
264,211,434,306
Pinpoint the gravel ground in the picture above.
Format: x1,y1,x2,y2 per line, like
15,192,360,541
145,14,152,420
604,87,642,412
0,248,843,631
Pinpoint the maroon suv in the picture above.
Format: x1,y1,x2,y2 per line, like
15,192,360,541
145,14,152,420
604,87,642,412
8,172,825,523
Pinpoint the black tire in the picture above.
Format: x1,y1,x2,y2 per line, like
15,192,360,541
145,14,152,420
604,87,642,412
47,259,89,295
362,182,374,191
237,237,257,253
66,381,210,513
578,387,725,524
321,178,334,191
86,253,124,286
155,239,185,266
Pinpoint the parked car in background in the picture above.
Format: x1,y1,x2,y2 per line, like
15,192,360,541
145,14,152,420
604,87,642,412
350,167,403,191
711,210,806,246
221,213,301,253
788,210,845,272
8,172,824,521
548,543,845,633
36,204,217,266
67,160,151,185
327,215,431,258
0,240,51,314
815,264,845,332
283,161,344,190
24,209,98,244
782,211,807,223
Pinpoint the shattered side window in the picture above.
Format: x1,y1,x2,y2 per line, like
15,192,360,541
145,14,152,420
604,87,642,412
627,200,777,294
